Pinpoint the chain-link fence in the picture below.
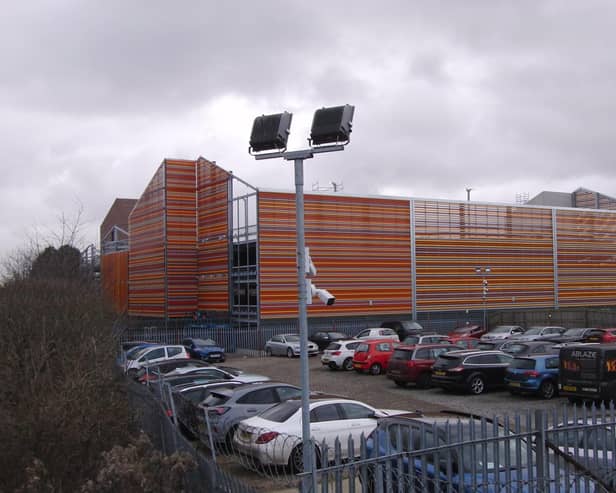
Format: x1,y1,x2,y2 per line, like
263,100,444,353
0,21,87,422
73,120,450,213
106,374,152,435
128,380,258,493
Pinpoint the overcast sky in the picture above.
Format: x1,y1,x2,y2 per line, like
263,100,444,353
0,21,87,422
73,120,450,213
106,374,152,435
2,1,616,261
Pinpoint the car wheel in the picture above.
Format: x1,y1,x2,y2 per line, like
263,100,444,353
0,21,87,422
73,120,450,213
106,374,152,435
468,374,485,395
539,380,556,399
416,372,432,389
328,362,338,370
265,347,272,357
287,348,294,358
394,380,407,388
369,363,382,376
342,357,353,371
288,444,320,474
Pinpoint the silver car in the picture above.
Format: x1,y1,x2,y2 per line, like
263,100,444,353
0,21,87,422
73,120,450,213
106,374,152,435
199,382,303,445
265,334,319,357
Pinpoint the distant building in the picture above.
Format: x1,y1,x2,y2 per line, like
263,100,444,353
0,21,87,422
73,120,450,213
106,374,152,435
527,187,616,210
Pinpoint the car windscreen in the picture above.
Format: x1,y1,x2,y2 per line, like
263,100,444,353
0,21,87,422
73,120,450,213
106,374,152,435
524,327,543,335
329,332,347,339
502,343,528,354
561,328,585,337
126,346,152,360
509,358,536,370
391,349,412,360
259,400,302,422
491,326,513,334
285,335,300,342
193,338,217,346
326,343,341,350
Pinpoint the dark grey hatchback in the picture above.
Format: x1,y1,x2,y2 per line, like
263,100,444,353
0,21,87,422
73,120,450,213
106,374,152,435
431,350,513,395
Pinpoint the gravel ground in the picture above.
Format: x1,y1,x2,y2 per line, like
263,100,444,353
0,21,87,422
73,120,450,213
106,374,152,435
226,352,571,418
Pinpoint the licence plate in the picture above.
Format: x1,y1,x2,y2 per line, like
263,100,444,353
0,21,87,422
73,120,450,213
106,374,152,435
240,429,251,440
509,382,521,387
353,363,362,368
434,370,446,376
562,385,577,392
322,356,330,362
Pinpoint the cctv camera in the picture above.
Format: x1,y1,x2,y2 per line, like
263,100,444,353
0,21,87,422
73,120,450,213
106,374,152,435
315,288,335,306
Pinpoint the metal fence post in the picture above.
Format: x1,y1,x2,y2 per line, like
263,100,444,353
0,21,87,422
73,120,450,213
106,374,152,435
203,407,217,463
534,409,546,493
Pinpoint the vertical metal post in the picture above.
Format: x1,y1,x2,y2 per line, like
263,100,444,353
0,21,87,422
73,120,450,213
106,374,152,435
294,158,315,493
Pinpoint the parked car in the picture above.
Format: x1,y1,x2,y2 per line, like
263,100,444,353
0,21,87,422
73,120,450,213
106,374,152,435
584,328,616,343
401,333,450,345
233,397,408,472
264,334,319,357
352,339,397,375
509,325,566,342
199,382,304,446
182,337,226,363
431,349,513,394
544,327,597,344
505,354,560,399
499,340,559,356
480,325,525,342
309,331,351,351
386,344,454,388
124,345,191,378
546,419,616,490
559,343,616,403
321,339,361,370
172,380,245,434
356,327,400,342
379,320,423,341
363,413,586,493
447,324,487,341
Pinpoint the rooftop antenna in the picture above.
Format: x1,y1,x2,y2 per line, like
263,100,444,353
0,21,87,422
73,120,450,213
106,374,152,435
466,187,472,201
312,180,344,192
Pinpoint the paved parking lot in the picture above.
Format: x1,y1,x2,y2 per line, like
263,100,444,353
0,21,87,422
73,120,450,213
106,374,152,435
227,352,572,417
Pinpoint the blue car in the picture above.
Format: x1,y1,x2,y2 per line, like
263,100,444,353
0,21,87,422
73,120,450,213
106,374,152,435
182,337,225,363
505,354,559,399
364,414,594,492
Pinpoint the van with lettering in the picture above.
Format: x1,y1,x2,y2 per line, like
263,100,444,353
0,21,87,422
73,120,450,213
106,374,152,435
558,343,616,403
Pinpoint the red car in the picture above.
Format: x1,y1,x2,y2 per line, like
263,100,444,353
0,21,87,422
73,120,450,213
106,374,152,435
386,343,454,388
352,339,397,375
585,328,616,343
447,324,487,341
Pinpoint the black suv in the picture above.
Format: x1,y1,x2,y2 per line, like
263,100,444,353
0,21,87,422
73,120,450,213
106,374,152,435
380,320,423,341
431,349,513,394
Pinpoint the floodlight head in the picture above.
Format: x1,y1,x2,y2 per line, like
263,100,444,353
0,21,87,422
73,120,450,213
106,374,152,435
249,111,293,153
309,104,355,146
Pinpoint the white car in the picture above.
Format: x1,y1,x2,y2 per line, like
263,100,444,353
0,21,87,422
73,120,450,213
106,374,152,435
265,334,319,357
508,326,566,342
233,397,408,472
124,345,190,377
355,327,400,342
321,339,361,370
480,325,525,341
163,365,269,383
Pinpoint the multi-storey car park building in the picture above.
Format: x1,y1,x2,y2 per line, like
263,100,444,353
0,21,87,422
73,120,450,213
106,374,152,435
100,157,616,346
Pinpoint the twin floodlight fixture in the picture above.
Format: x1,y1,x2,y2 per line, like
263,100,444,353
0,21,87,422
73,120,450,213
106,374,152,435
249,104,355,154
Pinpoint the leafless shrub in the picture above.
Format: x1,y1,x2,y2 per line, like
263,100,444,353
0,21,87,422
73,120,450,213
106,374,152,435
80,433,196,493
